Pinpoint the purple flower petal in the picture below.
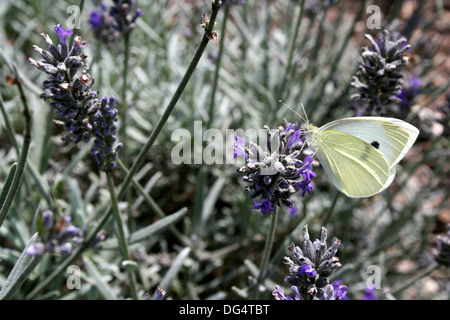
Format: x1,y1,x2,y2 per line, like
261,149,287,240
251,199,275,215
54,24,73,46
362,287,377,300
299,264,317,277
331,279,349,300
233,136,247,160
286,129,304,150
288,205,299,218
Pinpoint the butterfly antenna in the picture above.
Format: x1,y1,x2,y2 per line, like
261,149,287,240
278,100,306,122
299,99,309,124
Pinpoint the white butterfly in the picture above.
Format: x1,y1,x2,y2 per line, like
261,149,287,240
304,117,419,198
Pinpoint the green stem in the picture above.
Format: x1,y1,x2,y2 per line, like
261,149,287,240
0,163,17,228
254,206,279,299
200,5,227,238
262,0,271,91
106,171,138,300
0,67,32,228
206,5,229,129
308,6,327,78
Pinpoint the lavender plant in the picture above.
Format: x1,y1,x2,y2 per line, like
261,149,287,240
273,225,348,300
397,74,421,110
350,30,412,117
91,96,123,171
0,0,448,302
26,210,81,256
27,23,138,298
233,125,316,299
89,0,143,46
88,0,143,174
29,24,123,173
2,1,223,300
234,124,315,215
434,224,450,266
29,24,96,144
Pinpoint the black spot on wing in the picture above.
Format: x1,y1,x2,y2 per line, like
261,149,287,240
371,141,380,149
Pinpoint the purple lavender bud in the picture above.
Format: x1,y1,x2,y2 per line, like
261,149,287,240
91,96,122,171
154,286,166,300
65,225,80,236
29,24,98,145
42,210,54,229
89,11,104,29
363,287,378,300
57,243,73,255
54,24,73,47
288,205,299,218
26,243,46,256
299,264,317,277
89,1,143,45
251,199,275,215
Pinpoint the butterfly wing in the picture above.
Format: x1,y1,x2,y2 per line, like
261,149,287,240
315,129,391,198
319,117,419,168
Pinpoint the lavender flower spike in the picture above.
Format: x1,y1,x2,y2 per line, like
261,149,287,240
351,30,411,116
273,225,348,300
89,0,143,46
91,96,123,171
235,124,315,215
29,24,97,144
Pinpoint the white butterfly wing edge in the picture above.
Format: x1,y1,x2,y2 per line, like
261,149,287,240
319,117,419,168
309,117,419,198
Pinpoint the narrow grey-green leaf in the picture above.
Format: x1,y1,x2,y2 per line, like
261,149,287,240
0,162,17,228
157,247,191,298
0,233,41,300
101,207,187,249
83,256,117,300
191,167,206,236
25,159,52,206
201,175,225,225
